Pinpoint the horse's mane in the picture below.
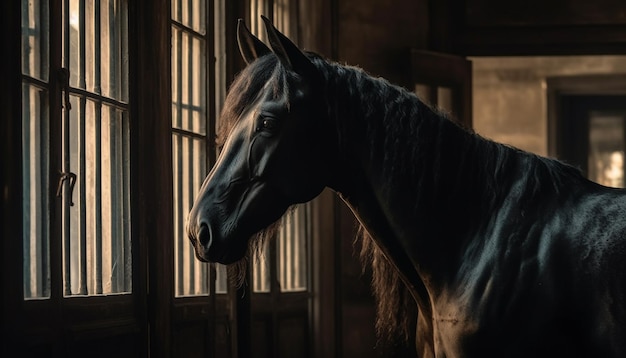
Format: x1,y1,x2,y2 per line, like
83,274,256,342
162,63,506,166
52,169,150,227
310,55,585,344
219,52,586,344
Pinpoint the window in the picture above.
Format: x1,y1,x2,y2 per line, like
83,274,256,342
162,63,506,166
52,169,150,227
12,0,322,354
22,0,130,299
171,0,229,297
64,0,131,296
252,207,311,293
170,0,310,298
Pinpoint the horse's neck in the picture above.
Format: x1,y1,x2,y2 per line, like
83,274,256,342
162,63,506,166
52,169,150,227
325,65,511,283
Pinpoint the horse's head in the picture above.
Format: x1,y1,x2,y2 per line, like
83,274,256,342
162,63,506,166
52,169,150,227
187,17,333,264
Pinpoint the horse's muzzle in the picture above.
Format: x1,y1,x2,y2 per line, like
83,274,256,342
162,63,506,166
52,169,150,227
195,223,212,262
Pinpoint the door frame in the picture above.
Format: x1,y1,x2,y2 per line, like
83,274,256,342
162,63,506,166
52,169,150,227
546,74,626,160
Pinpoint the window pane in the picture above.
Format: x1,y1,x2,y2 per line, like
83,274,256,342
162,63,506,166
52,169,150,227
100,0,129,101
249,0,271,42
22,0,50,300
66,97,131,296
66,0,87,90
172,0,207,34
278,206,309,292
172,27,207,134
173,134,210,296
588,113,625,188
171,0,216,297
65,0,128,101
215,264,228,294
22,83,51,300
253,242,271,293
22,0,49,81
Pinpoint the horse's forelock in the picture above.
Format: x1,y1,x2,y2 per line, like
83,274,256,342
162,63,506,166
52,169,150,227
217,55,285,148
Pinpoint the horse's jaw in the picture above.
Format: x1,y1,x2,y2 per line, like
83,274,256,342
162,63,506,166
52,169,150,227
188,179,290,265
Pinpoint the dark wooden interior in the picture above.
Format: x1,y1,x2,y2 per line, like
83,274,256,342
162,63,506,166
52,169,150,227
3,0,626,356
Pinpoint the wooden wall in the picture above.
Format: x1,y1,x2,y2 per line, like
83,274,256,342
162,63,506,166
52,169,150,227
459,0,626,55
337,0,429,87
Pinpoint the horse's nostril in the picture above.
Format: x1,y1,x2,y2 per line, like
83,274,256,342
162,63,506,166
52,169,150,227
198,223,211,247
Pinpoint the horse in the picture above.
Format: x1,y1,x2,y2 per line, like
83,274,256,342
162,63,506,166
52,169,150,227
186,16,626,357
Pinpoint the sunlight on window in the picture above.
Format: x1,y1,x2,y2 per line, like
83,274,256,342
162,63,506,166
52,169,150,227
171,0,231,297
253,242,271,293
278,207,309,292
62,0,131,296
22,0,131,299
22,0,51,300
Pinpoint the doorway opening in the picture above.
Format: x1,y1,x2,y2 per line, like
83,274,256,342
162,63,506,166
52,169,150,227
471,55,626,188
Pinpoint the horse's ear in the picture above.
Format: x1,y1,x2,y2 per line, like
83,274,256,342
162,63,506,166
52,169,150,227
261,15,316,77
237,18,271,64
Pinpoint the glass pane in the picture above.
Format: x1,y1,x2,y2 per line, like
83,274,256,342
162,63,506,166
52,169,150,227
22,0,50,300
173,134,210,296
250,0,271,42
171,4,214,296
172,0,207,34
22,83,51,300
66,0,89,90
172,27,207,134
22,0,49,81
278,206,308,292
100,0,129,101
253,241,270,293
588,113,625,188
273,0,295,37
66,98,131,296
215,264,228,294
65,0,128,100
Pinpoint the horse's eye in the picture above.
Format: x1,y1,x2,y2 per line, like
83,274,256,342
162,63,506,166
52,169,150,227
257,117,279,133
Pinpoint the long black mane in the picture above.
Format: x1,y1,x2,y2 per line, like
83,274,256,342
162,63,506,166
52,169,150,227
308,54,586,342
221,52,587,343
312,55,583,213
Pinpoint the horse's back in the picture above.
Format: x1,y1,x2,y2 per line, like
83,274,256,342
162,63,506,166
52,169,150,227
523,183,626,357
437,182,626,358
566,185,626,357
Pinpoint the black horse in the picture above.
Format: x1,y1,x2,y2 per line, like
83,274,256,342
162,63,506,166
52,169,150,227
187,16,626,357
